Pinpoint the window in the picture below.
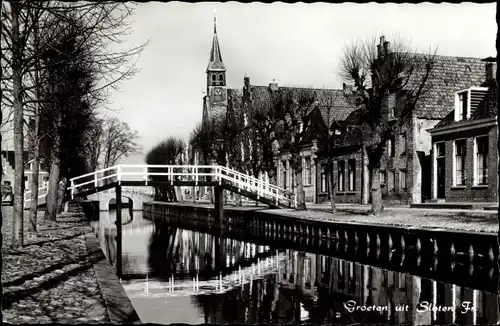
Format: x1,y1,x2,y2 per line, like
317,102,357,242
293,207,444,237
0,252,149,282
337,161,345,192
399,170,407,192
475,137,488,185
304,157,312,185
454,139,466,186
281,161,287,189
457,91,468,121
320,164,327,192
400,133,407,156
389,170,395,192
436,142,445,158
218,73,224,81
348,159,355,191
379,171,386,186
387,136,395,157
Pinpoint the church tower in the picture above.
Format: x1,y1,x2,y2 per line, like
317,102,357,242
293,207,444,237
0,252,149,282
203,16,228,123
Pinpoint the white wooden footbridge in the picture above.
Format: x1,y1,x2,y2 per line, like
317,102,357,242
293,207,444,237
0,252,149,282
67,164,297,209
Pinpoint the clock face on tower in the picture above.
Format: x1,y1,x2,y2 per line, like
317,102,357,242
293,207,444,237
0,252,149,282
211,87,225,102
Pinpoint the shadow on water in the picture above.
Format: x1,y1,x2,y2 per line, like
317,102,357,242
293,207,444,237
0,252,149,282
92,210,500,325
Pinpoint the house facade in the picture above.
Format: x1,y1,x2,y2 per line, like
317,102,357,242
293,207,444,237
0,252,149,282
1,123,49,191
428,59,497,202
326,37,490,205
200,23,495,205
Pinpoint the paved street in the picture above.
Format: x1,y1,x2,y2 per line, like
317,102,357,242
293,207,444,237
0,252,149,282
1,207,111,324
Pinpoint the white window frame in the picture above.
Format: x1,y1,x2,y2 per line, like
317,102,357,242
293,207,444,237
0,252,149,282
433,141,445,198
320,164,327,192
474,135,489,186
454,87,489,122
452,138,467,186
348,159,355,191
399,169,407,192
304,157,312,186
337,161,345,192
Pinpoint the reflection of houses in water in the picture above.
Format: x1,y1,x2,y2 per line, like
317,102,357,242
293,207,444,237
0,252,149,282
149,225,272,278
193,249,500,325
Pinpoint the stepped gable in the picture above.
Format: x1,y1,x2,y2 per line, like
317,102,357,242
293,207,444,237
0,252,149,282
409,54,485,119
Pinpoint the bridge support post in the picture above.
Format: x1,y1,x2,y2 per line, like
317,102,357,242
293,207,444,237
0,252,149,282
214,185,224,233
115,185,123,277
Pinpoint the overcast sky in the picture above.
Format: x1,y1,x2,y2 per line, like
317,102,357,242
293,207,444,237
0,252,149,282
105,2,496,164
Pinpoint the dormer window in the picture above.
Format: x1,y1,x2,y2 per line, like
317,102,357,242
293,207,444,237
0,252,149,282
454,87,488,122
457,91,468,121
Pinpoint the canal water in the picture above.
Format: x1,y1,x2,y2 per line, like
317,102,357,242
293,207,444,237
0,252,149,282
90,209,500,325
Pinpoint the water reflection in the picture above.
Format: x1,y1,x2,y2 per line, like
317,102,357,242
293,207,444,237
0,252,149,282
90,210,500,325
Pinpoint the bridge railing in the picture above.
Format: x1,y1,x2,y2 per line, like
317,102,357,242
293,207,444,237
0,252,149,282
218,166,296,207
69,164,296,208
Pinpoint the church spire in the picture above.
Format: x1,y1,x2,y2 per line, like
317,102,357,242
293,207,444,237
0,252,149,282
207,14,226,73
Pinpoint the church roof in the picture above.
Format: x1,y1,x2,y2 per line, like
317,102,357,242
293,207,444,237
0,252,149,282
206,19,226,72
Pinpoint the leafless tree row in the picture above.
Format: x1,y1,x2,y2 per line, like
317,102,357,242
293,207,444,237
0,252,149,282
1,1,146,248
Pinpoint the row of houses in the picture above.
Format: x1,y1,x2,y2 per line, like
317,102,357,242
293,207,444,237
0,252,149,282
201,20,497,205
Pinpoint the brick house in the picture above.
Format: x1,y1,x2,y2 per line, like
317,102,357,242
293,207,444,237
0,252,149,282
428,58,497,202
327,37,489,205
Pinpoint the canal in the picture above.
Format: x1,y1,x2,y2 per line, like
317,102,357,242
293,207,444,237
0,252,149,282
90,209,500,325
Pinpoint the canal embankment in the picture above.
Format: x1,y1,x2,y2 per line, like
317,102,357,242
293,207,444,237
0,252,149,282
1,204,140,324
144,201,499,268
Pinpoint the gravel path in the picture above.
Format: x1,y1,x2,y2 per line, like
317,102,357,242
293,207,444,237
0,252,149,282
1,206,111,324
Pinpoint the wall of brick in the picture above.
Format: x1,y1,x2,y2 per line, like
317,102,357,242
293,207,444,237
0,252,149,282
431,124,497,202
316,152,363,204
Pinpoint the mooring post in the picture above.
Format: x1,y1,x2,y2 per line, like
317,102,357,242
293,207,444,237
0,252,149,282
115,185,123,277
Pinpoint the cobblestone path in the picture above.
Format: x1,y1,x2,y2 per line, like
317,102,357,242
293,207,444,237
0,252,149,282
1,207,111,324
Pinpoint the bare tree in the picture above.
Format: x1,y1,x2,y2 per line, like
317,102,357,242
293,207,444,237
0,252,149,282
83,116,105,172
314,90,347,214
102,117,140,168
145,137,185,202
339,36,436,215
244,91,281,184
2,1,147,240
273,88,317,210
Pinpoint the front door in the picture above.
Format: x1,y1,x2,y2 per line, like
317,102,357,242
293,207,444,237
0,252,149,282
437,157,445,198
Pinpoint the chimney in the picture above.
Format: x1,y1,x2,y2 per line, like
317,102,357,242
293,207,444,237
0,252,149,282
269,79,278,92
244,75,250,89
486,62,497,81
378,35,386,58
383,41,390,56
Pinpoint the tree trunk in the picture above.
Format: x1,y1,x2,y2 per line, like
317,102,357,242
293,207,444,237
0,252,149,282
326,162,336,214
28,112,42,232
56,177,67,214
11,2,24,248
295,166,306,211
45,156,61,221
192,185,196,203
370,166,383,216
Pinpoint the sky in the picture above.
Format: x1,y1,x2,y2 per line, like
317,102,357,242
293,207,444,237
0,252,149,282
104,2,497,165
